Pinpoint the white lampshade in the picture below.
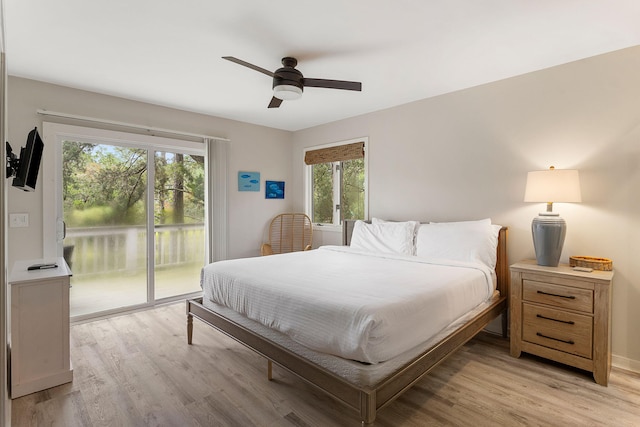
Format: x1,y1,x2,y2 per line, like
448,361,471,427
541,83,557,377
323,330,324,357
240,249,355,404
524,166,581,267
273,84,302,100
524,167,581,204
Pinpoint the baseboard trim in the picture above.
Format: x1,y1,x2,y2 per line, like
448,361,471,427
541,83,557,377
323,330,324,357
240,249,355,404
612,354,640,374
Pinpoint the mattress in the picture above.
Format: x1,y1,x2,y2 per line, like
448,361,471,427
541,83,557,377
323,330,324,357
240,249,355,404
201,246,495,364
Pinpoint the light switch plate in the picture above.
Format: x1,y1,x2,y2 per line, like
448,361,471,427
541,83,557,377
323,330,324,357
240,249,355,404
9,213,29,228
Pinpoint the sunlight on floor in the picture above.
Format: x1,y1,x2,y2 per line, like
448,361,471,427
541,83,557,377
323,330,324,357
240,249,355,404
70,263,202,317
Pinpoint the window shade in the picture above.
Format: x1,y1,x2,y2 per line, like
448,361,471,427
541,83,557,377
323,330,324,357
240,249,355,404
304,141,364,165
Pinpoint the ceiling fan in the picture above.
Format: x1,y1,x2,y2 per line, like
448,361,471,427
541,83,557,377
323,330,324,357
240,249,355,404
222,56,362,108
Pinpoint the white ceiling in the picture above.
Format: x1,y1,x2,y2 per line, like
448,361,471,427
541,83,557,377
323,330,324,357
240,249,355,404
4,1,640,131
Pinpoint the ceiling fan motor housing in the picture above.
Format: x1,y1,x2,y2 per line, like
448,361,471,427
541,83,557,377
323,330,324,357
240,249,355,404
272,67,304,92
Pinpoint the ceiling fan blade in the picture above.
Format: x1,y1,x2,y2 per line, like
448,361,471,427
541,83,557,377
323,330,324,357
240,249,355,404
268,96,283,108
222,56,274,77
303,78,362,91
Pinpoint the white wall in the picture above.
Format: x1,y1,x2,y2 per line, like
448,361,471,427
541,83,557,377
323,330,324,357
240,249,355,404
6,77,293,265
292,47,640,369
0,1,11,421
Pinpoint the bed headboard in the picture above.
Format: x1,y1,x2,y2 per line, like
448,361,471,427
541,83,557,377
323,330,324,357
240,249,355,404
343,219,359,246
342,220,509,298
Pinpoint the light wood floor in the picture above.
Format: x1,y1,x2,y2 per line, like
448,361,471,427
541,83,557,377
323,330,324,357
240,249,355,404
12,303,640,426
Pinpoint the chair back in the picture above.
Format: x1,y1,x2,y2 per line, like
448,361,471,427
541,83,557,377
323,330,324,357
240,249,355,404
261,213,313,255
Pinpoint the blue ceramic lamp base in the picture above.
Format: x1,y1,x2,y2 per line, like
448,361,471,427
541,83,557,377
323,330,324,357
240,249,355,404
532,213,566,267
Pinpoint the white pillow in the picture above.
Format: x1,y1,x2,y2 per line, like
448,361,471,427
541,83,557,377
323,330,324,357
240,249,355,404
350,220,416,255
430,218,491,227
416,219,501,269
371,218,421,250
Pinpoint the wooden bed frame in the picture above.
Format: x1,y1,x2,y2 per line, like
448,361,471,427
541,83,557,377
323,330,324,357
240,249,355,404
187,226,509,424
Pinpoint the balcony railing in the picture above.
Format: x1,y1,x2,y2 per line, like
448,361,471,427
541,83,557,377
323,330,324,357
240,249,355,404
64,223,205,277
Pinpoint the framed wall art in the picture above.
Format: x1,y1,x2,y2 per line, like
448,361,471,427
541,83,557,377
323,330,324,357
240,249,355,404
265,180,285,199
238,171,260,191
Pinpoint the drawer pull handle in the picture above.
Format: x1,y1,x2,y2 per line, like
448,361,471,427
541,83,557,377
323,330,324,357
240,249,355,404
537,290,576,299
536,332,575,345
536,314,575,325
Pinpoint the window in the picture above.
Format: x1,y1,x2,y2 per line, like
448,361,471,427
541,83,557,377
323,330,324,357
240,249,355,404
305,138,367,226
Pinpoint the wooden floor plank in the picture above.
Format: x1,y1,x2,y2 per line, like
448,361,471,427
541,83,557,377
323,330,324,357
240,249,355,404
11,302,640,426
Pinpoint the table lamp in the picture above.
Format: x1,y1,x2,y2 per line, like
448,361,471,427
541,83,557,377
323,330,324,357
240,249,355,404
524,166,581,267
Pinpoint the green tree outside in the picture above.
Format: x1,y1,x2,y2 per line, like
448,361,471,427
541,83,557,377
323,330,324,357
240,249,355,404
62,141,204,227
312,159,364,224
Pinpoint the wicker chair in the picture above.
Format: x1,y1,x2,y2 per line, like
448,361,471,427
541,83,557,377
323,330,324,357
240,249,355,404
261,213,313,256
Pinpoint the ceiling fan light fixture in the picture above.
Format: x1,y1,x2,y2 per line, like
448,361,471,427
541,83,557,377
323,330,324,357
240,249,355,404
273,84,303,100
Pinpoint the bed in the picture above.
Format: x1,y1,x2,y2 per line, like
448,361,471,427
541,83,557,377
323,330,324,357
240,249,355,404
187,218,509,424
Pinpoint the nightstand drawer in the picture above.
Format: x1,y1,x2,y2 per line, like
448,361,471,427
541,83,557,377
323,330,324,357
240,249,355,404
522,303,593,359
523,280,593,313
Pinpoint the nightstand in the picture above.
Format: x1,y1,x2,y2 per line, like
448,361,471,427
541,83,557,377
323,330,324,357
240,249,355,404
510,260,614,386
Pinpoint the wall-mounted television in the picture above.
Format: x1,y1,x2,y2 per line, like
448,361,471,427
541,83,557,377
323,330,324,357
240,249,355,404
6,127,44,192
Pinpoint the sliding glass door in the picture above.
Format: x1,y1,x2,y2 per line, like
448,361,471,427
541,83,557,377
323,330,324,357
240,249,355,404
153,150,204,299
46,124,207,319
62,142,149,316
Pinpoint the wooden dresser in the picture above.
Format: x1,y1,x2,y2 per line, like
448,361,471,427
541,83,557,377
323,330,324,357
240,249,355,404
510,260,614,386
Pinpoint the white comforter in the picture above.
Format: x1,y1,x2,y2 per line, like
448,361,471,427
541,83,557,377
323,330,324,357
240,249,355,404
200,246,495,364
